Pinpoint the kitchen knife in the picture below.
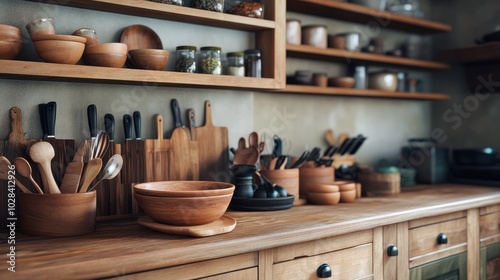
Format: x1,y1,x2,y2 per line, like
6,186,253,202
104,114,115,142
171,99,184,128
38,103,48,139
338,137,355,155
272,135,282,157
290,150,309,168
123,114,133,140
323,145,335,157
45,101,57,139
133,111,141,140
187,108,196,140
348,136,367,155
87,104,98,139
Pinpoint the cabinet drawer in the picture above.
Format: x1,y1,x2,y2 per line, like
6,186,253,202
273,243,373,279
480,209,500,241
200,267,257,280
409,217,467,261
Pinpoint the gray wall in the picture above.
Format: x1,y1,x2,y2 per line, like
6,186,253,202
1,0,455,166
431,0,500,151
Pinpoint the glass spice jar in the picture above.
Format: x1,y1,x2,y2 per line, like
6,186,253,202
175,45,197,73
244,49,261,78
148,0,183,5
227,52,244,77
199,46,222,75
227,0,264,19
194,0,224,12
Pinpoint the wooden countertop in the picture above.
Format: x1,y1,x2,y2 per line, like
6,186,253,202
1,184,499,279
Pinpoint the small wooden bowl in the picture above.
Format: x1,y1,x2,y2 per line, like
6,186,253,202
84,43,128,68
306,183,339,193
307,192,340,205
0,40,23,59
334,180,356,192
299,166,335,197
339,189,357,203
133,192,233,226
328,77,355,88
19,192,96,236
0,24,21,41
128,49,169,70
34,39,85,64
133,181,235,197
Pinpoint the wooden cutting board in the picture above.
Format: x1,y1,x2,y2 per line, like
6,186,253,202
194,100,229,181
170,127,199,181
144,114,171,182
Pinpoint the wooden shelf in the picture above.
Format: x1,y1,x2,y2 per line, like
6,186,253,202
287,44,449,70
274,84,450,100
287,0,451,34
440,42,500,63
0,60,277,90
34,0,275,32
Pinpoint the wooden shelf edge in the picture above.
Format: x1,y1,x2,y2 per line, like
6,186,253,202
287,0,451,34
272,85,450,100
287,44,449,70
0,60,278,90
440,42,500,63
38,0,275,31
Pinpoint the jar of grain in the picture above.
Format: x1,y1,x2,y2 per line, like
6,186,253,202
227,0,264,18
175,45,197,73
199,46,222,75
227,52,245,77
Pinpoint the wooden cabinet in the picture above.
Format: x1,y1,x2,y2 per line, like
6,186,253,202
279,0,452,100
479,204,500,280
1,0,286,90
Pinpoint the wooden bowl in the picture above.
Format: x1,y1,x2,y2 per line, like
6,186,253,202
260,168,300,205
334,180,356,192
120,24,163,51
19,192,96,236
307,192,340,205
306,183,339,193
31,34,87,43
299,166,335,197
0,39,23,59
133,192,233,226
133,181,235,197
84,43,128,68
129,49,169,70
339,189,357,203
33,39,85,64
328,77,355,88
0,24,21,41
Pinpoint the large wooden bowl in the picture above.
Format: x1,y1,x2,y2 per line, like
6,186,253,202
0,39,23,59
33,36,86,64
0,24,21,41
133,181,235,197
133,192,233,226
128,48,169,70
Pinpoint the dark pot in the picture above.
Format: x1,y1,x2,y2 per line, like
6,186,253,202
452,148,497,166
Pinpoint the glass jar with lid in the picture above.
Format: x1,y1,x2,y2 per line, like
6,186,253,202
226,0,264,19
244,49,261,78
194,0,224,12
175,45,197,73
148,0,183,5
227,52,244,77
199,46,222,75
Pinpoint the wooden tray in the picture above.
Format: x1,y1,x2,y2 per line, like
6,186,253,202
137,215,236,237
229,195,294,211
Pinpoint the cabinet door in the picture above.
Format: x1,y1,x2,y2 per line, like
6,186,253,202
480,242,500,280
409,252,467,280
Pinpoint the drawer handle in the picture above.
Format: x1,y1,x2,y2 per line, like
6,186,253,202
437,233,448,244
316,263,332,278
386,244,399,257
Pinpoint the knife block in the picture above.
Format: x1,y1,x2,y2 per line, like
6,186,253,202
331,154,356,169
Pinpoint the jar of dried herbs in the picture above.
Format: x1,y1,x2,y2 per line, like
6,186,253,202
227,52,244,77
199,46,221,75
175,45,197,73
227,0,263,18
148,0,183,6
194,0,224,12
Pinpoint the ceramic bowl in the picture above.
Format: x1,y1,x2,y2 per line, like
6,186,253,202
133,192,233,226
84,43,128,68
34,38,86,64
0,40,23,59
25,18,55,37
133,181,235,197
307,191,340,205
339,189,357,203
0,24,21,41
73,28,99,47
328,77,355,88
128,48,169,70
368,72,398,91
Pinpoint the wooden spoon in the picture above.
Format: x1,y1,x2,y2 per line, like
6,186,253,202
248,131,258,148
325,129,335,146
78,158,103,193
29,141,61,194
13,157,44,194
0,156,32,193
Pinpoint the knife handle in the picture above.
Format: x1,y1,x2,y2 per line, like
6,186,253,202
123,114,132,140
104,114,115,142
187,108,196,140
133,111,141,140
46,101,57,138
171,99,183,128
38,103,48,139
87,104,97,138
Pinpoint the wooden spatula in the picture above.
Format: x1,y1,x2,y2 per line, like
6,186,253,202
78,158,102,193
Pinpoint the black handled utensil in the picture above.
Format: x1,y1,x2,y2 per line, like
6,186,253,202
123,114,133,140
349,136,367,155
272,135,282,157
45,101,57,139
291,150,309,168
104,114,115,142
38,103,48,139
338,138,354,155
87,104,98,139
133,111,141,140
171,99,184,128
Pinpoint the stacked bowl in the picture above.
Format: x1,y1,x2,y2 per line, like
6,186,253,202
73,28,128,68
133,181,235,226
306,180,358,205
0,24,23,59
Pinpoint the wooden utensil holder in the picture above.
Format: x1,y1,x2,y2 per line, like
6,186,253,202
260,168,301,205
299,166,335,198
357,171,400,196
19,191,96,236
